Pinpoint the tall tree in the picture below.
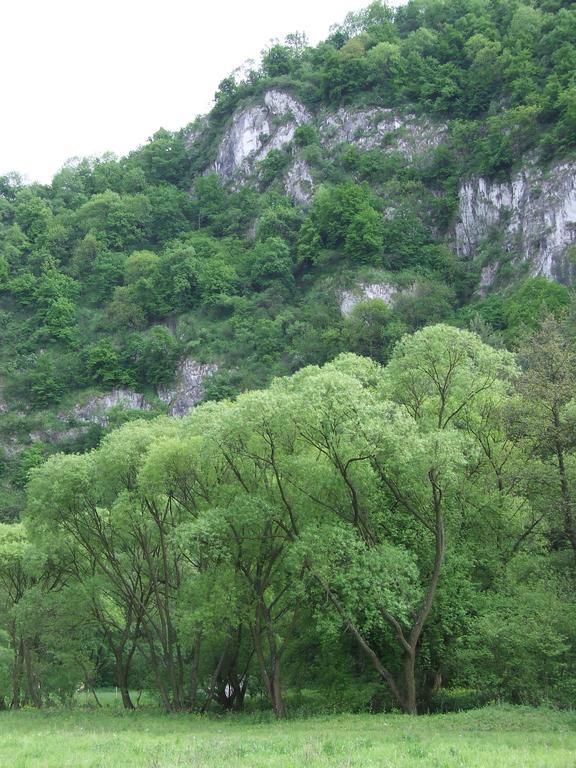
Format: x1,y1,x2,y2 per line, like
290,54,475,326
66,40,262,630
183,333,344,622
516,316,576,569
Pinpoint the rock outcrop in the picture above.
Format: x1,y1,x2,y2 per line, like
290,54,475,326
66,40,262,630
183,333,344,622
70,359,217,426
158,359,218,417
455,160,576,286
0,382,7,414
212,90,311,180
340,282,399,316
284,158,314,204
195,88,576,288
73,389,152,427
202,89,446,202
29,426,90,444
319,107,445,161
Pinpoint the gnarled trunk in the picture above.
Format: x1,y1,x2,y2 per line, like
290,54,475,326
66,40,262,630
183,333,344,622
252,614,286,719
114,654,135,710
10,639,23,710
23,639,42,708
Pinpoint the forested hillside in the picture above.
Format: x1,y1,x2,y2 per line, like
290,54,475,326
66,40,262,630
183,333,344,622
1,0,576,516
0,0,576,715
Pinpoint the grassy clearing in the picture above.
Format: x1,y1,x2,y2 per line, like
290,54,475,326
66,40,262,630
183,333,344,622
0,705,574,768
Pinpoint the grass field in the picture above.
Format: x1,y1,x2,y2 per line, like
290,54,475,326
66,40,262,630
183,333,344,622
0,704,574,767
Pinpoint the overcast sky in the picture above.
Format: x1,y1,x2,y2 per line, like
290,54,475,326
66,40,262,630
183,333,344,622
1,0,379,184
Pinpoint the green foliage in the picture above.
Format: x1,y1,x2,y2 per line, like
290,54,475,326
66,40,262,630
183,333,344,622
249,237,294,290
125,326,180,388
1,0,573,444
344,299,405,361
0,1,575,717
25,354,64,408
503,277,570,341
258,149,292,187
13,443,50,489
394,280,456,331
344,204,384,264
457,557,576,706
84,338,135,387
300,183,386,268
18,326,570,715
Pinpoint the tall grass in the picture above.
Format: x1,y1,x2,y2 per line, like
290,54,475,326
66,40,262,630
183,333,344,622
0,704,574,767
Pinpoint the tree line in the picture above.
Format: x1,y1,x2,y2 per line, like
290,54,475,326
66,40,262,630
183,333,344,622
1,321,575,715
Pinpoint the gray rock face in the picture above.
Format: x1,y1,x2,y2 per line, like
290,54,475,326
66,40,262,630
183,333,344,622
0,382,7,414
207,90,445,202
455,160,576,285
158,359,218,417
212,90,311,180
319,108,445,160
29,426,90,444
340,282,399,316
73,389,152,427
284,158,313,203
478,261,500,297
202,88,576,288
0,436,22,458
71,359,218,425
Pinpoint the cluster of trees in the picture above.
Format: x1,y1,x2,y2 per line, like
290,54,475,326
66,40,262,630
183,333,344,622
0,160,459,414
1,0,576,682
1,322,575,715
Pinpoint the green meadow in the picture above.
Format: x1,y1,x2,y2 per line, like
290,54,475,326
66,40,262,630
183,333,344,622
0,705,574,768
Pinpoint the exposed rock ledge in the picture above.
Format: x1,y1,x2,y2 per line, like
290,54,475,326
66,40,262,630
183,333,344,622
455,160,576,286
198,89,446,202
340,282,399,316
72,359,217,427
284,158,313,204
158,359,218,417
0,382,7,414
319,107,445,160
73,389,152,427
212,90,311,181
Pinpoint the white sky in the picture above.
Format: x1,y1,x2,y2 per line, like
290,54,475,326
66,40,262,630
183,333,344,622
0,0,377,184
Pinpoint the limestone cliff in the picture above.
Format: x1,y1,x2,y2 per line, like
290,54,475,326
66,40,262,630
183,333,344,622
70,359,217,428
340,282,399,316
455,160,576,288
211,90,311,181
318,106,445,160
191,88,576,290
191,89,445,205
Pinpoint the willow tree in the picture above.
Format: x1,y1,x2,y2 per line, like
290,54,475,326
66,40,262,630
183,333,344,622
260,325,518,714
516,316,576,570
26,419,190,711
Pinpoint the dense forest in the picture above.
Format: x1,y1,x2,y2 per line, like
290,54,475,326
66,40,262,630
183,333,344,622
0,0,575,715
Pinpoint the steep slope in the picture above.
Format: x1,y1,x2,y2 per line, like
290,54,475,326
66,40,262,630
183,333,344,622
456,160,576,286
1,0,576,518
193,87,576,286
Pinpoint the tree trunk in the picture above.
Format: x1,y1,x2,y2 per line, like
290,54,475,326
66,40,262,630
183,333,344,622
89,685,102,708
252,612,286,719
217,669,248,711
10,640,23,710
402,650,417,715
23,640,42,708
188,632,202,711
114,655,135,710
201,648,227,713
270,658,285,719
145,629,172,713
553,417,576,568
234,676,248,711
